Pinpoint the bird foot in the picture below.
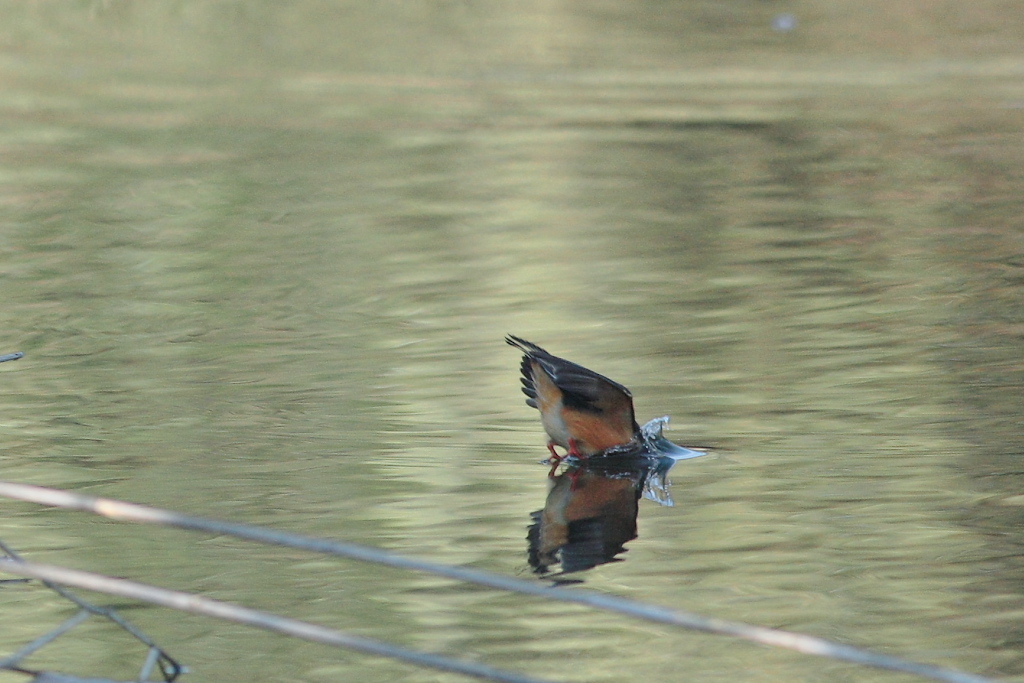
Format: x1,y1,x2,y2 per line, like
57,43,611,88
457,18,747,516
567,438,588,461
546,442,564,477
545,440,590,478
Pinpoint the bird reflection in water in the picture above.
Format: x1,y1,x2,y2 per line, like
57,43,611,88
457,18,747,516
527,416,705,579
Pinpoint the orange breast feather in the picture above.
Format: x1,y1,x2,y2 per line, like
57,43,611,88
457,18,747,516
561,408,635,454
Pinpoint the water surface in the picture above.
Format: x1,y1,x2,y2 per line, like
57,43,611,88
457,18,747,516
1,4,1023,682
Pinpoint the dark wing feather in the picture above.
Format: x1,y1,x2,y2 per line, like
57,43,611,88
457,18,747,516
510,341,540,408
506,335,637,429
519,364,539,408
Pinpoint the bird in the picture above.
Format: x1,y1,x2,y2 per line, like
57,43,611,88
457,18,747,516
506,335,640,466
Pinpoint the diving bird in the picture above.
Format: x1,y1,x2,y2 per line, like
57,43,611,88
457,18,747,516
506,335,640,463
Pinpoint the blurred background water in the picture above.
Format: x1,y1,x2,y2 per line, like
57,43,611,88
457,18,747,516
1,2,1023,681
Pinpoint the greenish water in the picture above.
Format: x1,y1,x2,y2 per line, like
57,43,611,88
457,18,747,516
1,4,1024,682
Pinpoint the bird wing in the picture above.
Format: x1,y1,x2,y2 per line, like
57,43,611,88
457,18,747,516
506,335,638,446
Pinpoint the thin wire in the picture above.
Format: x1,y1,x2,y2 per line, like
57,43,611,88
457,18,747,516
0,481,998,683
0,610,91,668
0,537,183,682
139,646,163,681
0,560,556,683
